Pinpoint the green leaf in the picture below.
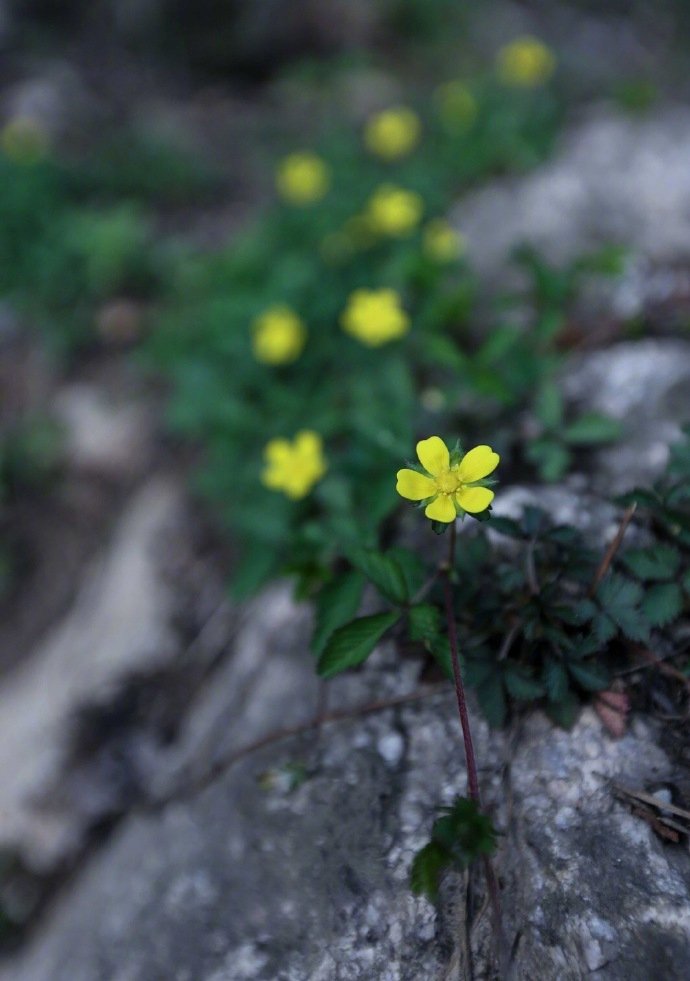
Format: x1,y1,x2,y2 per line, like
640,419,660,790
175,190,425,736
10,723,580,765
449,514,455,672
543,659,569,702
641,582,684,627
408,603,441,644
347,548,409,604
489,516,523,538
410,841,448,901
526,438,571,482
592,612,618,643
387,547,426,596
317,611,400,678
567,660,610,691
475,675,507,727
432,797,497,862
534,380,564,430
621,545,681,582
503,665,546,701
562,413,622,445
546,692,580,728
596,573,650,641
311,571,365,656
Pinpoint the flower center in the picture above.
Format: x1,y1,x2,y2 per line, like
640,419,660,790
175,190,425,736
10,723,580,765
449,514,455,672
436,469,460,494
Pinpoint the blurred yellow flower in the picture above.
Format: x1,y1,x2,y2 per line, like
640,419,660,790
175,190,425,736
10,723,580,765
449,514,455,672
0,116,49,165
341,288,409,347
396,437,499,523
496,36,556,88
367,184,423,237
434,81,477,131
364,107,421,160
252,305,306,365
423,219,465,262
276,152,330,204
262,430,327,499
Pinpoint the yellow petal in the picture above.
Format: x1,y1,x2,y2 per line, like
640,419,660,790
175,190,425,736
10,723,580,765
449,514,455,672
264,439,291,464
416,436,449,477
295,430,322,458
457,445,499,483
424,495,456,522
456,486,494,513
396,469,436,501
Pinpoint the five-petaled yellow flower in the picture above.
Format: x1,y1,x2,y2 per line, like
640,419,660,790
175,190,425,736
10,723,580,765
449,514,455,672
367,184,423,237
341,288,409,347
364,107,421,160
434,81,477,131
252,305,306,365
262,431,327,499
496,37,556,88
423,219,466,263
397,436,499,523
276,152,330,205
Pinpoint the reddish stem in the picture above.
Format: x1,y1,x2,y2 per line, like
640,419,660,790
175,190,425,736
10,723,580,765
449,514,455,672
443,521,507,973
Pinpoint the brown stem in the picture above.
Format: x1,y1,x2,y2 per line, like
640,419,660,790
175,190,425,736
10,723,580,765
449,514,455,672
443,521,507,973
589,503,637,596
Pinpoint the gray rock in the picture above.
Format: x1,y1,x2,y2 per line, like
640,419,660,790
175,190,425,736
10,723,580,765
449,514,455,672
455,107,690,305
561,340,690,492
0,478,182,872
4,633,689,981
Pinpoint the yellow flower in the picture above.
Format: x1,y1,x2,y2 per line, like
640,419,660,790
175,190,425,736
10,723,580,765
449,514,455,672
496,36,556,88
252,305,306,365
396,437,499,523
0,116,49,165
341,288,409,347
434,81,477,131
367,184,423,237
262,431,327,499
423,220,465,263
364,107,421,160
276,152,330,205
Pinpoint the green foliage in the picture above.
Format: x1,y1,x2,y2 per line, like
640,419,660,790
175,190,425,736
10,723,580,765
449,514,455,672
411,797,497,900
317,610,400,678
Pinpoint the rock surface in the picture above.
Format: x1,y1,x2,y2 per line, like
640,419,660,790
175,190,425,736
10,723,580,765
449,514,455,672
455,106,690,320
3,626,689,980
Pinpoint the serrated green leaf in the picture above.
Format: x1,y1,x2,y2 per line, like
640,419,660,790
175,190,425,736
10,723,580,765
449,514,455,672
311,571,365,656
489,516,523,538
526,438,571,482
347,548,409,605
621,545,681,582
387,547,426,596
543,659,569,702
432,797,497,862
408,603,441,644
317,611,400,678
546,691,580,728
503,665,546,701
563,413,622,445
475,675,507,727
641,582,684,627
592,612,617,643
567,660,610,691
410,841,449,901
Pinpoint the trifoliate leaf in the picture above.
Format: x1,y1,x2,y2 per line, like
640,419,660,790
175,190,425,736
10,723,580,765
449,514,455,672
311,571,365,656
317,611,400,678
641,582,684,627
347,548,409,605
621,545,681,582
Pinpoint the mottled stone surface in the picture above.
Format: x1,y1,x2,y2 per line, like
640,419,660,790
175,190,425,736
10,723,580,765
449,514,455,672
561,340,690,492
455,107,690,316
